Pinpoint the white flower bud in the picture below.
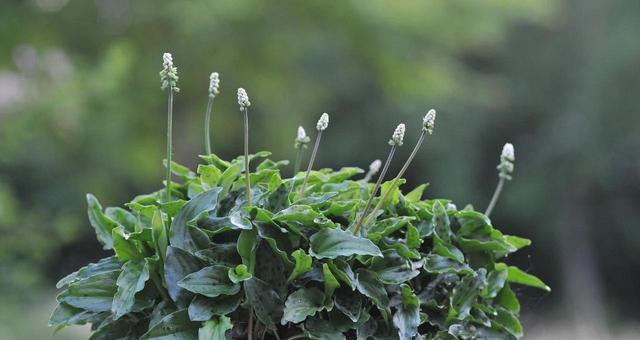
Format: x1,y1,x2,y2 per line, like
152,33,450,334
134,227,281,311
389,123,405,146
208,72,220,98
160,52,179,92
423,109,436,134
294,126,311,149
237,88,250,109
316,113,329,131
369,159,381,174
497,142,515,180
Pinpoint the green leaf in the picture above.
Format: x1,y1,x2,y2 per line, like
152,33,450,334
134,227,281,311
273,205,321,227
309,228,382,259
57,271,119,312
86,194,118,249
405,183,428,202
393,285,420,340
483,268,508,298
450,269,487,320
228,264,252,283
218,162,241,197
164,159,197,181
170,188,222,253
188,294,242,321
327,259,356,290
141,309,198,339
281,287,326,324
369,250,420,285
304,318,347,340
288,249,313,282
322,263,340,300
497,263,551,292
423,254,473,275
405,224,421,249
432,201,451,241
48,303,96,328
88,317,137,340
112,258,151,319
237,229,258,273
178,265,240,298
112,226,142,262
244,277,283,330
433,236,464,263
194,243,240,266
355,269,389,308
496,283,520,313
503,235,531,250
164,246,201,308
151,209,168,264
492,306,523,337
335,289,362,322
197,164,222,188
56,256,122,288
198,316,233,340
105,207,137,232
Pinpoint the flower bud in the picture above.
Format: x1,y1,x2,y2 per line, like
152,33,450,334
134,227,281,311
497,142,515,180
294,126,311,149
160,52,179,92
208,72,220,98
369,159,381,174
423,109,436,134
237,88,250,109
316,113,329,131
389,123,405,146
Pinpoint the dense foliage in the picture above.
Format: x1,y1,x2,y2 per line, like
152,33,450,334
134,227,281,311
51,151,548,339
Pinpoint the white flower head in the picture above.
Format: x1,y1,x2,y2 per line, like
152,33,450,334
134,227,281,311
497,142,515,180
160,52,179,92
369,159,382,174
208,72,220,98
389,123,405,146
423,109,436,134
237,88,250,109
316,113,329,131
501,143,515,161
294,126,311,149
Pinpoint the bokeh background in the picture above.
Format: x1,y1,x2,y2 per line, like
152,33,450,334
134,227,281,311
1,0,639,339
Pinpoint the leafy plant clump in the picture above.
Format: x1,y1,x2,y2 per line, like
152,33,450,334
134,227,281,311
50,54,548,340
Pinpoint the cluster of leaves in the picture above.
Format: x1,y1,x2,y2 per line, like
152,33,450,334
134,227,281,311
51,152,548,339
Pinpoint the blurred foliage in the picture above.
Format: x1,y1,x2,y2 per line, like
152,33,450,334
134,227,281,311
0,0,639,337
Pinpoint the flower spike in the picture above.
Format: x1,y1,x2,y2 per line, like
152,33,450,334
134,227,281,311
160,53,179,92
208,72,220,98
237,88,251,110
316,113,329,131
485,142,516,216
294,126,311,149
389,123,405,146
423,109,436,134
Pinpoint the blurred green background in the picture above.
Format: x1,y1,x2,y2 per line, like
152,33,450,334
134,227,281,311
1,0,639,339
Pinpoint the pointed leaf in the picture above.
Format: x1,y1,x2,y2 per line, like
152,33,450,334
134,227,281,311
198,316,232,340
178,265,240,298
309,228,382,259
170,188,222,253
281,288,326,324
112,258,151,319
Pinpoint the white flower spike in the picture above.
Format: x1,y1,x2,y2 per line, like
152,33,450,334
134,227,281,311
497,142,515,180
316,113,329,131
237,88,250,109
501,143,515,161
208,72,220,98
389,123,406,146
160,52,179,92
369,159,381,174
423,109,436,134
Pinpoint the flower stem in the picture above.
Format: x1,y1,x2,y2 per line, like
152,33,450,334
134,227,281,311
352,145,396,235
293,148,303,175
364,130,426,229
243,107,252,206
247,311,254,340
204,96,214,157
485,177,505,217
165,90,174,203
298,131,323,198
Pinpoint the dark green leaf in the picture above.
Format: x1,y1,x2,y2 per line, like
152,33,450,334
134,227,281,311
335,289,362,322
56,257,122,288
450,269,487,320
393,285,420,340
497,263,551,291
170,188,222,253
288,249,313,282
164,246,201,308
355,269,389,308
322,263,340,300
112,258,151,319
87,194,118,249
309,228,382,259
198,316,232,340
281,287,326,324
228,264,252,283
244,277,283,330
188,294,242,321
423,254,473,275
140,309,198,339
178,265,240,298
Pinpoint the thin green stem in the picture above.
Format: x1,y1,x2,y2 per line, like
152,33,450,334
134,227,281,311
243,107,251,206
352,145,396,235
293,148,303,175
204,97,214,157
364,131,426,229
247,311,254,340
298,131,322,198
485,177,505,217
165,90,174,203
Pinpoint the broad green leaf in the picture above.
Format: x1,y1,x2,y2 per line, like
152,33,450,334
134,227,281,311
48,303,96,328
327,259,356,290
281,287,326,324
304,318,347,340
322,263,340,300
228,264,252,283
287,249,313,282
105,207,137,232
405,224,421,249
483,268,508,298
88,317,137,340
244,277,283,330
432,201,451,241
309,228,382,259
335,289,362,322
141,309,198,339
355,269,389,308
503,235,531,250
163,159,197,181
273,205,321,227
86,194,118,249
197,164,222,188
112,258,151,319
492,306,523,338
405,183,428,202
368,216,415,238
188,294,242,321
198,316,232,340
150,301,176,329
112,226,141,261
164,246,201,308
433,236,464,263
450,269,487,320
237,229,258,273
198,154,231,170
370,250,420,285
255,222,295,268
56,256,122,288
178,265,240,298
57,271,119,312
194,243,240,266
151,209,168,264
496,283,520,313
496,263,551,292
217,163,241,197
170,188,222,253
393,285,420,340
423,254,473,275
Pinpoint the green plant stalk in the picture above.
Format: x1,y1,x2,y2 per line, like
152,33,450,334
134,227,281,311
204,96,214,157
165,90,174,203
298,131,322,198
293,148,303,175
352,145,397,235
485,177,505,217
243,107,252,206
248,311,254,340
364,130,426,229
